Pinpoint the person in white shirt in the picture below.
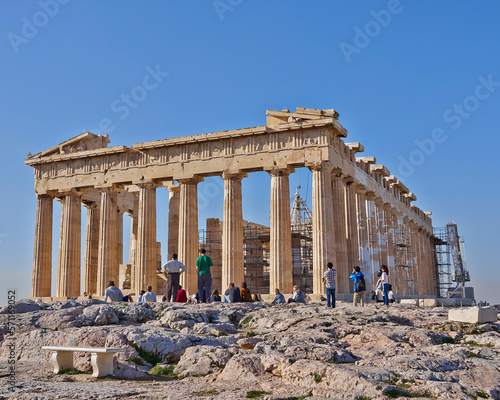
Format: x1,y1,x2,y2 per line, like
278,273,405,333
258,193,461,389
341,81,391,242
141,286,157,302
162,253,187,302
380,265,390,306
103,281,123,302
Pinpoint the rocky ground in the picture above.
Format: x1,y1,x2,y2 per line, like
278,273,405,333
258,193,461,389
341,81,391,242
0,299,499,400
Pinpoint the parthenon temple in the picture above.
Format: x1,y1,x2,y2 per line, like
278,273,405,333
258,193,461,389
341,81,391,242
26,107,437,300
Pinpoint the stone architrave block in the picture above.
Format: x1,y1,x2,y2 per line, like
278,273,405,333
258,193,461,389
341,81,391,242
448,307,499,324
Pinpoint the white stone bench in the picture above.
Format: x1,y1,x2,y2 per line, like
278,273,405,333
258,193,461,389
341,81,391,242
42,346,126,378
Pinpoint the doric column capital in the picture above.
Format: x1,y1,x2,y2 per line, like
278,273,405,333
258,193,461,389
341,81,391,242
365,191,376,201
165,183,180,193
82,200,99,210
342,175,355,185
56,188,88,199
222,170,248,181
136,181,160,190
35,193,54,201
374,199,385,207
178,175,204,185
355,184,367,195
266,167,295,177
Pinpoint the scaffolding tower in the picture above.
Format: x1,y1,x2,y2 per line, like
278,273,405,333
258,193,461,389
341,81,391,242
432,227,453,298
393,224,415,297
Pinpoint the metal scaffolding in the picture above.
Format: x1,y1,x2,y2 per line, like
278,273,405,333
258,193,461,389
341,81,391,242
432,226,453,298
393,224,415,297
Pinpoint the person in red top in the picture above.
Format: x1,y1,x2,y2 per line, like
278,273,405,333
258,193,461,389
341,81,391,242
176,285,188,302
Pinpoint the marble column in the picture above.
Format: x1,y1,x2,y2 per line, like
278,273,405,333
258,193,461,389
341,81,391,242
269,168,294,294
222,172,246,291
96,189,118,296
383,206,397,284
128,193,139,290
31,194,53,298
83,201,100,296
375,200,388,268
365,193,379,284
57,193,82,298
331,176,348,294
178,177,202,295
355,186,370,287
344,180,359,291
116,209,124,266
424,231,436,296
135,183,158,295
311,165,335,295
166,184,180,259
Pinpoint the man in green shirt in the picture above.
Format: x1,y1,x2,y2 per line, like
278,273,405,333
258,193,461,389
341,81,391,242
196,248,213,303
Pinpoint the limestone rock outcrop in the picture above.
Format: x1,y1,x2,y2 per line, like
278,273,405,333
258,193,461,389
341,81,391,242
0,300,498,400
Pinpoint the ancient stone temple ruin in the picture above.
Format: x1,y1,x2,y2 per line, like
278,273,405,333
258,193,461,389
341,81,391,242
26,108,437,300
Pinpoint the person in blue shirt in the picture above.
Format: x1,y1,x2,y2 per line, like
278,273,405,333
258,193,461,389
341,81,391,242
271,288,286,305
349,266,365,307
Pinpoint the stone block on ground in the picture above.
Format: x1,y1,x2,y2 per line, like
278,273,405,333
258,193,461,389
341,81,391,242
448,307,498,324
400,299,418,306
419,298,438,307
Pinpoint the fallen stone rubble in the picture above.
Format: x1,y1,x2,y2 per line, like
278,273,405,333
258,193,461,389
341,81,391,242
0,299,499,399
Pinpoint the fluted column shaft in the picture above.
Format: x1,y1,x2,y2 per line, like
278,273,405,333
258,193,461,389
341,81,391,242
269,169,293,294
384,207,397,281
32,194,53,297
135,183,157,295
97,189,118,296
332,177,348,294
345,181,359,291
222,173,245,291
83,202,100,296
57,193,82,297
355,187,370,286
311,166,335,294
365,194,379,284
128,194,139,290
167,185,180,259
178,177,201,295
375,201,388,268
116,210,124,265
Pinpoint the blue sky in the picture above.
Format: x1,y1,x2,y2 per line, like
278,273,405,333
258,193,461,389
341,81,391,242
1,0,499,306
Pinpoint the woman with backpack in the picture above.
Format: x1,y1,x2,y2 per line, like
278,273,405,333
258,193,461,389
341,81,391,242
349,266,366,307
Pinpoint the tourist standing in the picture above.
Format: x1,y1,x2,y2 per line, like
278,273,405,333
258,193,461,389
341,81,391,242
103,281,123,303
323,262,337,308
162,253,187,302
196,248,213,303
349,266,366,307
141,286,157,302
380,264,390,306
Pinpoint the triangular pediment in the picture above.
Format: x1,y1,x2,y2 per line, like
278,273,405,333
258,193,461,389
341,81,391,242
29,132,109,159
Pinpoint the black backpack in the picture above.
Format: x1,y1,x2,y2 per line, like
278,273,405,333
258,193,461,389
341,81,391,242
356,276,366,292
